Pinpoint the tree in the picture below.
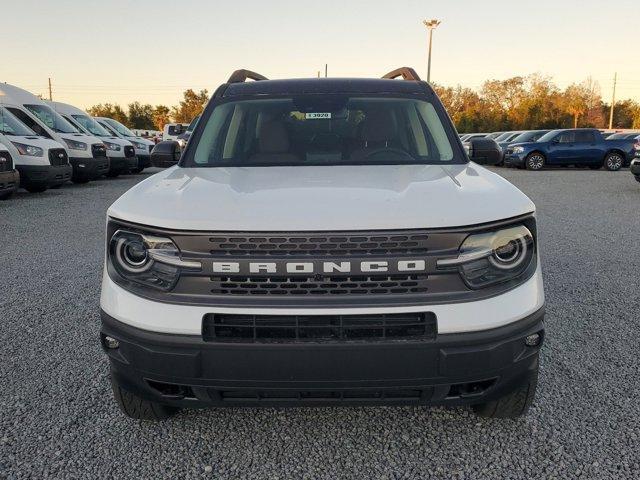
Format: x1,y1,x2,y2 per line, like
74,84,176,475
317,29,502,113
87,103,129,126
152,105,171,131
171,89,209,123
127,102,155,129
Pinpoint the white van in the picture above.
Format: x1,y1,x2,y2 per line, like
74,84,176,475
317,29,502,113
0,106,71,192
0,142,19,199
0,83,108,183
47,101,138,176
162,123,188,142
95,118,154,172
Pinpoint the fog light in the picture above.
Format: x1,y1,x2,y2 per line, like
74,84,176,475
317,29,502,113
104,335,120,349
524,333,541,347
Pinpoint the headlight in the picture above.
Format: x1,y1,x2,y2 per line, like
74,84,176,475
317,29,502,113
437,224,535,289
11,142,44,157
63,138,88,151
512,146,525,154
104,141,121,151
131,141,146,150
108,229,201,291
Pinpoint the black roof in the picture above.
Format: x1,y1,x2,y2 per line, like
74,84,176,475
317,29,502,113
223,78,429,97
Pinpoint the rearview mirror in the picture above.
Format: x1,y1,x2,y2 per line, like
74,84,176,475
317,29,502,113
465,138,501,165
151,141,181,168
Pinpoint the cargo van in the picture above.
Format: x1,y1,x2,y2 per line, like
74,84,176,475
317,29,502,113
95,117,154,172
162,123,188,142
0,83,108,183
48,101,138,176
0,106,71,192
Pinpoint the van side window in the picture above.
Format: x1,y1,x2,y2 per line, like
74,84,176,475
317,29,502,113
6,108,52,139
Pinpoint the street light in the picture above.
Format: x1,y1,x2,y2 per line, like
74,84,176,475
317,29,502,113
423,19,441,84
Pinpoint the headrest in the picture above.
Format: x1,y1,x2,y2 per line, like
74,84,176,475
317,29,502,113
360,111,396,143
259,121,290,153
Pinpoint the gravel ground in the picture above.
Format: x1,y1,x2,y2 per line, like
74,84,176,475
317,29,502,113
1,167,639,479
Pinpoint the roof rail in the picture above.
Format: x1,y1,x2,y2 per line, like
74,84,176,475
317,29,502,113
227,69,268,83
381,67,421,81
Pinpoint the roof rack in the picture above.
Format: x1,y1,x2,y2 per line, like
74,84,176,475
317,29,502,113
227,69,268,83
381,67,421,81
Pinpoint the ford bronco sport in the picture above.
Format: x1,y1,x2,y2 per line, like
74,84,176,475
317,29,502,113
101,68,545,420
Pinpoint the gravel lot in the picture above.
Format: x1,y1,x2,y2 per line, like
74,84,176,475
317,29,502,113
1,167,639,479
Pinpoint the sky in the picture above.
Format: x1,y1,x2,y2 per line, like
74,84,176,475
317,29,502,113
1,0,638,110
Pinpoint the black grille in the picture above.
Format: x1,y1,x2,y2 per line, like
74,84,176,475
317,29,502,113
0,151,12,171
210,274,430,296
92,144,107,158
48,149,68,166
124,145,135,158
209,232,432,257
203,312,437,343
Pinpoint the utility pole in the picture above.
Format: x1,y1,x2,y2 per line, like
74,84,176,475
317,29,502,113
48,77,52,101
324,64,328,78
423,19,441,84
608,72,617,129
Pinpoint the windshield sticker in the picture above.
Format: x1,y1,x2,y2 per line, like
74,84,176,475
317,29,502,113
305,112,331,119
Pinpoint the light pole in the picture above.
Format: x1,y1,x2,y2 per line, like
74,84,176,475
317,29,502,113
423,19,441,84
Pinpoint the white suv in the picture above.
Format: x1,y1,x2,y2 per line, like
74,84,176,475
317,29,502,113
100,68,545,420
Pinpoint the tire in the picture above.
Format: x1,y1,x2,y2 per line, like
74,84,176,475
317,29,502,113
635,176,640,183
72,177,90,184
472,365,538,418
110,374,180,421
604,152,623,171
525,152,545,171
106,171,120,178
0,191,13,200
25,185,47,193
131,167,143,174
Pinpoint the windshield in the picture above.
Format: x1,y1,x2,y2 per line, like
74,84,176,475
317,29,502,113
494,132,515,142
537,130,562,142
511,131,548,143
24,104,79,134
187,115,200,132
0,107,37,136
188,96,457,167
71,114,111,137
606,133,636,139
102,118,136,137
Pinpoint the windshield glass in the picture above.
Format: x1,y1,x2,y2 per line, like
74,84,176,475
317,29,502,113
189,96,457,167
71,114,111,137
537,130,562,142
102,118,136,137
0,107,37,136
24,104,79,134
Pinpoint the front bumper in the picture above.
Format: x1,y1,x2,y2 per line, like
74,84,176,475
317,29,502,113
69,156,110,180
16,164,72,188
0,169,20,196
102,307,544,408
504,153,527,167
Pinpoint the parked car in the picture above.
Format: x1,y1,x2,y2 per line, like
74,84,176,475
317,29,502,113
460,133,488,142
49,101,138,176
504,128,635,171
0,143,19,200
0,106,71,192
485,131,505,140
95,118,154,171
0,83,108,183
101,67,545,421
632,158,640,183
176,115,200,148
605,132,640,140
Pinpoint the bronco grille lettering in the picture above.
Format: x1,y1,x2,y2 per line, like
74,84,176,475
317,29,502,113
211,260,428,275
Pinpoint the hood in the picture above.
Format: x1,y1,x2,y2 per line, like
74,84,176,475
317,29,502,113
108,163,535,231
59,132,103,145
132,136,154,146
1,135,65,150
509,141,542,149
101,136,132,147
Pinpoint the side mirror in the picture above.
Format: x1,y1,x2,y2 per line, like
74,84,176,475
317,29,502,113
150,140,181,168
465,138,501,165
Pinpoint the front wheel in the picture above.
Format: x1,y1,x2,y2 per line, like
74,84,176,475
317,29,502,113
25,185,47,193
604,152,623,171
525,152,545,171
0,191,13,200
472,365,538,418
110,373,180,421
